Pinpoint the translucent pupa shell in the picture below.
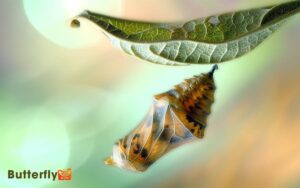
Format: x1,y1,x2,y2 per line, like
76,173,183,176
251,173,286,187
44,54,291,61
105,65,218,172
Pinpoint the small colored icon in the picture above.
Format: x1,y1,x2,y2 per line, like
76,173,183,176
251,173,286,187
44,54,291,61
57,168,72,181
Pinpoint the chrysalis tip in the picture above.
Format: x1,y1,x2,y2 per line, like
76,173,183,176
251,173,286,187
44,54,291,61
104,156,116,166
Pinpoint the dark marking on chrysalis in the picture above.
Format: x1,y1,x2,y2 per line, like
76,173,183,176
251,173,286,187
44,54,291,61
105,65,218,172
133,134,140,139
159,126,172,141
141,149,148,158
170,136,181,144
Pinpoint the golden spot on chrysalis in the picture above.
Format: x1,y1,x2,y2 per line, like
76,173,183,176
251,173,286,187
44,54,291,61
104,156,116,166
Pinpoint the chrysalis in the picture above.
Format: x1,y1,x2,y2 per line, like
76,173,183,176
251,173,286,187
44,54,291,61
105,65,218,172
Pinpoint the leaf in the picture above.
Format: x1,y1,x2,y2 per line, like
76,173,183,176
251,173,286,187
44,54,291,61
73,1,300,65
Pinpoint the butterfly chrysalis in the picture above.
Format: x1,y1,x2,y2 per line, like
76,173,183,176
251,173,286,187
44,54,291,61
105,65,218,172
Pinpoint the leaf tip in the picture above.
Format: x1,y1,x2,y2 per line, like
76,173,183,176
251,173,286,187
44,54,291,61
70,19,81,28
70,10,92,29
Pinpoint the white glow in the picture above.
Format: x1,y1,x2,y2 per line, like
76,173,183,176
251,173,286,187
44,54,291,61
64,0,86,16
0,108,70,188
23,0,123,48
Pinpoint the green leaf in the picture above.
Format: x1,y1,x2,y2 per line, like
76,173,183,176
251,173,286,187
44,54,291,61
73,1,300,65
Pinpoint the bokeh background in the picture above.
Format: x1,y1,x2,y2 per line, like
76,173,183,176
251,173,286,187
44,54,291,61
0,0,300,188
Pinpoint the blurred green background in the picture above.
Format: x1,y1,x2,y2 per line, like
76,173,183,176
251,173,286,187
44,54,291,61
0,0,300,188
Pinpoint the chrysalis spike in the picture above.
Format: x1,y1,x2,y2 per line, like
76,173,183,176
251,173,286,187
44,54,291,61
208,64,219,77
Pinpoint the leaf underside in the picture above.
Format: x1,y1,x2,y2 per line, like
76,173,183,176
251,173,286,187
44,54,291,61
74,1,300,65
